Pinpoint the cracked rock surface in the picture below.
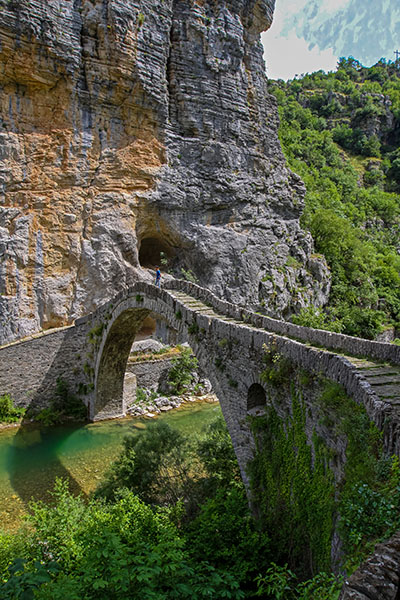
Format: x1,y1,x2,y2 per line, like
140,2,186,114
0,0,330,344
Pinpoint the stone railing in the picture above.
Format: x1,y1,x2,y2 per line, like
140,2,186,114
165,279,400,365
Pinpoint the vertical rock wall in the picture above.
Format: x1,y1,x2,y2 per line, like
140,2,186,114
0,0,330,344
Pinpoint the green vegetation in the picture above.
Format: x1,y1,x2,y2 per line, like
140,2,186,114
261,346,293,386
271,57,400,338
88,323,105,345
254,354,400,579
27,378,86,425
181,268,198,283
0,394,25,424
137,11,145,27
255,564,340,599
249,392,335,576
167,347,198,394
3,57,400,599
0,480,243,600
135,386,149,405
0,416,343,598
318,383,400,570
3,378,393,596
129,345,180,363
0,380,86,426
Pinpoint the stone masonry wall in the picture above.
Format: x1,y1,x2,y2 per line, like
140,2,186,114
125,357,174,391
1,280,400,453
2,279,400,576
165,279,400,366
2,281,400,585
339,532,400,599
0,324,89,412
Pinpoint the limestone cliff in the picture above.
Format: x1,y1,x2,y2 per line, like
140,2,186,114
0,0,330,344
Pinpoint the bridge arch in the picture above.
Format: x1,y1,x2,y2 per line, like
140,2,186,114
86,284,267,485
94,307,151,420
88,288,238,423
75,279,400,497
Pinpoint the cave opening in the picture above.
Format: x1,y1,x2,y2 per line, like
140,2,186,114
138,237,174,269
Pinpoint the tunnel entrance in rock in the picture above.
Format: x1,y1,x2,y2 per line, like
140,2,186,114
247,383,266,411
138,237,174,268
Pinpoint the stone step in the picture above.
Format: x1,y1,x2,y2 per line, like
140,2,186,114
181,302,206,308
171,292,197,300
346,358,383,368
360,367,400,377
220,317,244,324
368,384,400,398
380,398,400,406
363,375,400,385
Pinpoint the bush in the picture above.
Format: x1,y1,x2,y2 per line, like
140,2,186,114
0,395,25,423
196,416,241,488
167,348,198,394
34,407,62,427
340,482,400,549
255,563,342,600
270,62,400,339
54,378,87,420
95,421,200,509
186,487,270,589
0,480,244,600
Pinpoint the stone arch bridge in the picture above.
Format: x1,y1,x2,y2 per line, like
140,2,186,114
2,279,400,485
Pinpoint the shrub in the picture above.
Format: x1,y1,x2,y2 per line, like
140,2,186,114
0,394,25,423
34,407,62,427
54,378,87,420
167,348,198,394
0,480,244,600
95,421,199,509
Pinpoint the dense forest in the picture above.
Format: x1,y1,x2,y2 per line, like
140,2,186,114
273,57,400,340
3,59,400,598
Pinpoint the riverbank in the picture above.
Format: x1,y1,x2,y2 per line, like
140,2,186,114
0,399,221,532
128,392,217,418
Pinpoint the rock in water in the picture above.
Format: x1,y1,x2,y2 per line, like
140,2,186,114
0,0,330,344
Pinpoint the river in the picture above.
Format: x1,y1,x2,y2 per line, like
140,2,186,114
0,400,221,531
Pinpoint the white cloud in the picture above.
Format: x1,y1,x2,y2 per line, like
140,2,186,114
262,30,338,80
320,0,351,14
261,0,345,80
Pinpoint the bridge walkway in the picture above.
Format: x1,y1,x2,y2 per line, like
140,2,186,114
344,357,400,408
169,289,400,411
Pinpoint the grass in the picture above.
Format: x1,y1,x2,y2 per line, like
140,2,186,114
128,346,182,363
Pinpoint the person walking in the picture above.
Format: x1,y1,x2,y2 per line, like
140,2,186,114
155,267,161,287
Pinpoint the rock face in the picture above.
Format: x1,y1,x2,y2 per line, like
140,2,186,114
0,0,330,344
339,531,400,599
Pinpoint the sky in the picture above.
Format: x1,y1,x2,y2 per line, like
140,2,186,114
261,0,338,80
261,0,400,80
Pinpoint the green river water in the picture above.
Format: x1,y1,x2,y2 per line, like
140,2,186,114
0,400,221,532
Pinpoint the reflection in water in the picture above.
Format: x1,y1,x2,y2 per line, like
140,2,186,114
0,401,221,531
7,423,86,508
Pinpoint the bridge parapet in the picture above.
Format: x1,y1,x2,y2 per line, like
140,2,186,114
165,279,400,365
